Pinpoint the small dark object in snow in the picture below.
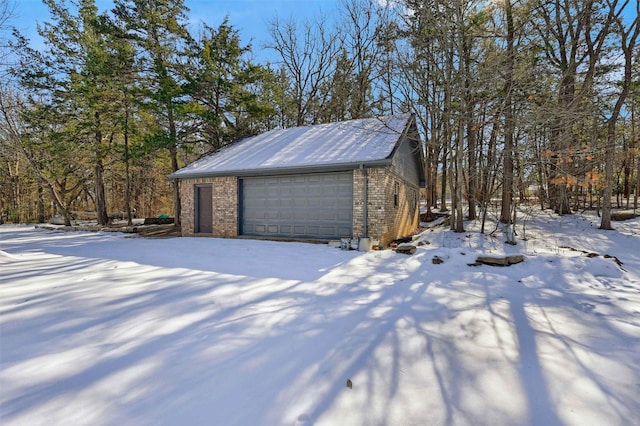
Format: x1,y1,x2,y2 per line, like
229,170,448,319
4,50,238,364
474,255,524,266
432,256,443,264
390,236,413,246
395,245,417,255
416,240,430,246
346,379,353,389
143,217,174,225
560,246,596,256
604,254,625,270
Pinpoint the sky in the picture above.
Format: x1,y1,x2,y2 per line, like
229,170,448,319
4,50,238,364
9,0,637,60
9,0,342,60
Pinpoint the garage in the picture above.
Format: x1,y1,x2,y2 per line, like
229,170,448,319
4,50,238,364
240,172,353,239
172,114,425,245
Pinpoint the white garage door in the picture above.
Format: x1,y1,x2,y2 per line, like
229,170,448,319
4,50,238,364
240,172,353,239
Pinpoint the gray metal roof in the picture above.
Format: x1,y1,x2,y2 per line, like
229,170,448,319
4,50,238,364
170,114,413,179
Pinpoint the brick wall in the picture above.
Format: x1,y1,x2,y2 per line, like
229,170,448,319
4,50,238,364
179,177,238,237
179,169,419,245
353,167,420,246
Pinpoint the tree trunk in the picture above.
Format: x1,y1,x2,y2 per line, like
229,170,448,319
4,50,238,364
37,182,45,223
95,158,109,225
634,106,638,211
424,142,434,218
26,151,73,225
463,34,476,220
167,106,181,226
480,118,498,234
623,131,631,207
600,120,615,230
453,121,464,232
500,0,515,224
169,144,181,225
633,150,640,213
94,113,109,225
600,8,638,229
124,106,133,226
440,144,448,212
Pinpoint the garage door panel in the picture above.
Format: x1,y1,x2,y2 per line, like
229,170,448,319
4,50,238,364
319,210,336,221
337,226,352,235
241,172,353,239
337,211,352,221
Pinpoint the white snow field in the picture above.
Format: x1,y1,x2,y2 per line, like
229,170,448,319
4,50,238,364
1,210,639,425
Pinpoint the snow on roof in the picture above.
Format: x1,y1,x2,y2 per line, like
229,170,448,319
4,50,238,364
171,114,412,178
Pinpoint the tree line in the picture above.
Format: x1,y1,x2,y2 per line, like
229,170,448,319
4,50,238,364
0,0,638,232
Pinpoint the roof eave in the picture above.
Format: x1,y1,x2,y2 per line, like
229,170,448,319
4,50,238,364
168,159,393,180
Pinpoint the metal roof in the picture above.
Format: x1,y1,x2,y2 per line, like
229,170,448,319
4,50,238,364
170,114,413,179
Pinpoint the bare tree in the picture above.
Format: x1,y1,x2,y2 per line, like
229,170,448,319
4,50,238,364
499,0,516,224
533,0,619,215
338,0,388,119
0,85,75,225
0,0,14,68
600,0,639,229
268,14,342,126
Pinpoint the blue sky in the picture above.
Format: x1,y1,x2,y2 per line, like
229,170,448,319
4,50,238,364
10,0,637,61
11,0,341,59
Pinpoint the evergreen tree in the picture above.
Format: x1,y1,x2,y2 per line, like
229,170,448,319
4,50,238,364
113,0,192,225
13,0,120,225
184,19,275,153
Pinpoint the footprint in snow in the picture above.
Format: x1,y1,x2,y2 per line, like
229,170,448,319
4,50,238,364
295,414,311,425
578,302,596,313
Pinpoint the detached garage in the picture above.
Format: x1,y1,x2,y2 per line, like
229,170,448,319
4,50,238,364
171,114,425,247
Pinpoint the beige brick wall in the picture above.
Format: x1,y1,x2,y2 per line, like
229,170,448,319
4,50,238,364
353,168,420,247
179,177,238,237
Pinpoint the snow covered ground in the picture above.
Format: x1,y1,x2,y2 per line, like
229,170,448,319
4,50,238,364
1,209,639,425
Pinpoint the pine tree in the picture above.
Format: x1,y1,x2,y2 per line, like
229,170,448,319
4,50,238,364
13,0,120,225
113,0,193,225
184,19,274,152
